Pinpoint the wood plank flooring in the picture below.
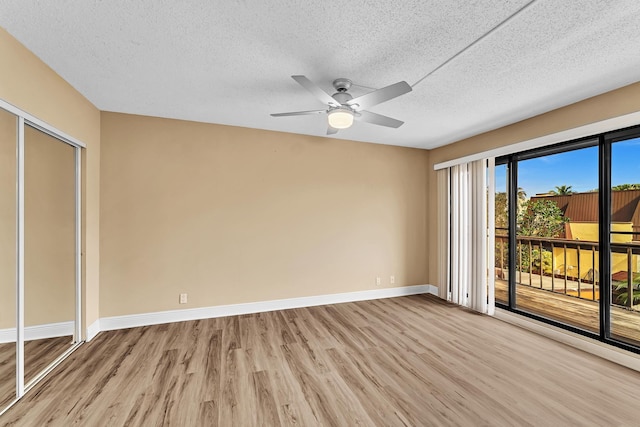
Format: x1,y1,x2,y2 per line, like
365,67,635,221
0,336,72,410
496,280,640,344
2,294,640,426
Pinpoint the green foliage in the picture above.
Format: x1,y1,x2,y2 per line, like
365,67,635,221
518,247,553,274
494,191,568,274
494,188,526,231
615,289,640,306
519,199,569,238
614,285,640,306
614,276,640,306
588,183,640,192
495,192,508,229
549,185,575,195
612,183,640,191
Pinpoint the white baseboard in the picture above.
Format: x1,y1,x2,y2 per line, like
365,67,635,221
0,321,74,344
494,308,640,373
100,284,438,332
86,319,100,342
424,284,439,296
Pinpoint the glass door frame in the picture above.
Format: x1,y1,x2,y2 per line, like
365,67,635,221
603,126,640,349
496,125,640,354
0,98,85,413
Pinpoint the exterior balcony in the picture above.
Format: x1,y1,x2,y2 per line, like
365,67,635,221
495,233,640,344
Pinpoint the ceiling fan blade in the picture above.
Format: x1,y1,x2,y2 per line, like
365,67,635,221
327,126,338,135
270,109,326,117
291,75,340,107
356,110,404,128
347,81,412,111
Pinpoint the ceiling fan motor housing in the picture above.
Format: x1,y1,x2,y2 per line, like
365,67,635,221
332,78,354,107
332,78,352,92
332,91,353,105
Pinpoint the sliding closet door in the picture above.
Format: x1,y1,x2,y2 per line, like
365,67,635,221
0,100,84,414
23,125,76,384
0,109,17,411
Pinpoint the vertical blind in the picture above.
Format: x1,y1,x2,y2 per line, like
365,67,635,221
437,159,495,315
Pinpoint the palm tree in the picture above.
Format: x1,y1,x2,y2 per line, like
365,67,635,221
517,187,527,201
549,185,574,195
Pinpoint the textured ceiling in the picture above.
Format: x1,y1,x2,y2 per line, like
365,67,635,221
1,1,640,149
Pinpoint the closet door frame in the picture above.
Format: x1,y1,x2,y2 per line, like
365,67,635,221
0,98,85,405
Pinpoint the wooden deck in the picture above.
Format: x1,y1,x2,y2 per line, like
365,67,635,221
496,279,640,345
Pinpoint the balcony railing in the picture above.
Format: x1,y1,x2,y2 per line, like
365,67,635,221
495,230,640,310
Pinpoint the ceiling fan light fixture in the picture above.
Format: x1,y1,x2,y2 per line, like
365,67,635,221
327,108,354,129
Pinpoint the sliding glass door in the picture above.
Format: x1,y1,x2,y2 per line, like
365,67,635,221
495,125,640,353
609,131,640,347
515,143,600,333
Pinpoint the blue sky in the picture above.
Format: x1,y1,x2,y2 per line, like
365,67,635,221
495,137,640,196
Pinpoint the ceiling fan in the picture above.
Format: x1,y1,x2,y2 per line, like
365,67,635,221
271,75,412,135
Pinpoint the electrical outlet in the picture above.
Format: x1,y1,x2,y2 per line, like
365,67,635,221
376,277,381,286
179,293,188,304
390,275,395,285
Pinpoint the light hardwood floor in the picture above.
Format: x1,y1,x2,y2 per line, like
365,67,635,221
2,294,640,426
0,336,72,410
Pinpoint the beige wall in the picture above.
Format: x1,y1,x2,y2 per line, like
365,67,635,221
0,108,16,329
428,82,640,286
0,27,101,331
100,113,429,317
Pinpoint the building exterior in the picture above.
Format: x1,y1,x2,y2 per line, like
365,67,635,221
530,190,640,287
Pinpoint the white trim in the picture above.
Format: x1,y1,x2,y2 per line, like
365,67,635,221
494,308,640,373
434,110,640,170
16,116,24,398
74,146,82,343
486,157,496,315
100,285,438,332
0,98,86,149
424,285,438,296
0,321,75,344
86,320,100,342
0,397,16,418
